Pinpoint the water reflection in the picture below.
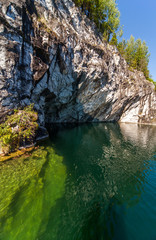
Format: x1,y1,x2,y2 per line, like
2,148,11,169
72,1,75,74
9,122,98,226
50,123,156,240
0,123,156,240
119,123,156,148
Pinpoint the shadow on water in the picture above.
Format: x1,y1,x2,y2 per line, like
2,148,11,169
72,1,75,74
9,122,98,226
81,198,128,240
0,123,156,240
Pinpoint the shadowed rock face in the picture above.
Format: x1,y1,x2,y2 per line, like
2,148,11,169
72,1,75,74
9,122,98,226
0,0,156,125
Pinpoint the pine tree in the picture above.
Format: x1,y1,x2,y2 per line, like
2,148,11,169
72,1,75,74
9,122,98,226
117,36,150,78
110,33,118,46
73,0,121,42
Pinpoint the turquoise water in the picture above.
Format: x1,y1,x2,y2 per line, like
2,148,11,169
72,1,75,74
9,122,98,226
0,123,156,240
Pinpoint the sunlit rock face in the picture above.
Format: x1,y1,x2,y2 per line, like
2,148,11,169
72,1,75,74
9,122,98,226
0,0,156,125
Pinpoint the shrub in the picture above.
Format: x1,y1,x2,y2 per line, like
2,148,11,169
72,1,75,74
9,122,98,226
0,104,38,155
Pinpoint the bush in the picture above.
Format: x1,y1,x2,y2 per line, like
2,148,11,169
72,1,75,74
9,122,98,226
0,104,38,154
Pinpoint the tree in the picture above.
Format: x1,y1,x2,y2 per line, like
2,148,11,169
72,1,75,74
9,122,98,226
101,0,121,42
134,39,150,78
74,0,151,80
73,0,121,42
117,39,127,56
124,35,136,67
117,35,150,79
109,32,118,46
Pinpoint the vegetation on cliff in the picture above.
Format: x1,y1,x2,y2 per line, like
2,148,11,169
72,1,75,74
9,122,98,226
73,0,154,84
113,35,150,79
0,105,38,155
73,0,121,41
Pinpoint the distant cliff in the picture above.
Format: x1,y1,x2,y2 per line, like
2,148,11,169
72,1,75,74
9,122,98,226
0,0,156,125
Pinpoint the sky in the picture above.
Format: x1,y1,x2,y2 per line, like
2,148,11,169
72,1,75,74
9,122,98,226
117,0,156,82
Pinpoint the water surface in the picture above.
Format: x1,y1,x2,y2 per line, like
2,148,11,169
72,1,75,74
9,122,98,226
0,123,156,240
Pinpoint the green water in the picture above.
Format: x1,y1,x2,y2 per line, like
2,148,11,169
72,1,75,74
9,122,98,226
0,123,156,240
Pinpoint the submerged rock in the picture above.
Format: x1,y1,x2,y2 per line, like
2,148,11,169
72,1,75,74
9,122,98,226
0,0,155,125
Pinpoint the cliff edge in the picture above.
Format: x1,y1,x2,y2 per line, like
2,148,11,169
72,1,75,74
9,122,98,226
0,0,156,125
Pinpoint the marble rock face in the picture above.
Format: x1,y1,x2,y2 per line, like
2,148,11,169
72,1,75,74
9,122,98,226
0,0,156,125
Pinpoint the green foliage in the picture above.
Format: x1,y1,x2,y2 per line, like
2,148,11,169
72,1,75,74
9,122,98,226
73,0,121,42
0,104,38,154
73,0,153,83
109,32,118,46
117,38,127,55
117,35,150,79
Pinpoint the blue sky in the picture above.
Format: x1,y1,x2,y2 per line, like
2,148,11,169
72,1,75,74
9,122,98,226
117,0,156,81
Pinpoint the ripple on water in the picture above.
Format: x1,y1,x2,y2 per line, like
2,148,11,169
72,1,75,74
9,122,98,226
0,123,156,240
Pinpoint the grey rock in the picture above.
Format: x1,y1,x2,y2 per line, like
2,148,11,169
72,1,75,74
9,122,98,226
0,0,155,126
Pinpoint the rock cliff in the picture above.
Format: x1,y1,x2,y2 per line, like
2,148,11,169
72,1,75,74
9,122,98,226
0,0,156,125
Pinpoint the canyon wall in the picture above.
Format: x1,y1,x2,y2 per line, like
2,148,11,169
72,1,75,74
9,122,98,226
0,0,156,125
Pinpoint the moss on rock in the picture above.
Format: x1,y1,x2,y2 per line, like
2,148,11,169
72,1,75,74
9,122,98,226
0,104,38,155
